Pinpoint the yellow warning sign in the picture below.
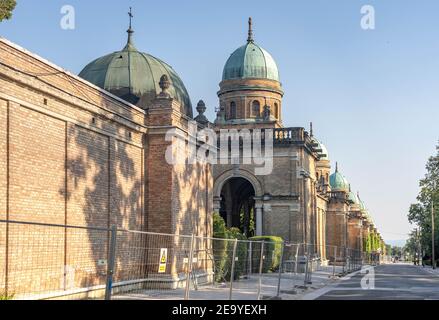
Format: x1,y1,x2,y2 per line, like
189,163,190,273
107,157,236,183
158,248,168,273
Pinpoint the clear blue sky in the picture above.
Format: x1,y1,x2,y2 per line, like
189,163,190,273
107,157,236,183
2,0,439,243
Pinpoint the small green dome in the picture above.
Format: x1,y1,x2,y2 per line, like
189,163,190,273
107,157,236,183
222,43,280,82
359,198,367,211
311,136,330,161
348,191,359,204
319,143,329,161
79,30,192,117
329,163,349,192
222,18,279,82
357,192,369,216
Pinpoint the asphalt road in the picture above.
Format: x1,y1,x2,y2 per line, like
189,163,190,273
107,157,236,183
314,263,439,300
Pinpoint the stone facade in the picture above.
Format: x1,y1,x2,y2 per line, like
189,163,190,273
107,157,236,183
0,17,387,296
209,19,385,263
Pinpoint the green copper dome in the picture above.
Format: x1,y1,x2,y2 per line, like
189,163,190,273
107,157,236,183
311,136,330,161
348,190,359,204
319,143,329,161
329,163,349,192
79,29,192,117
222,18,280,82
358,194,367,212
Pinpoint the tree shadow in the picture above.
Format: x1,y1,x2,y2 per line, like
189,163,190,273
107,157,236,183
61,103,144,291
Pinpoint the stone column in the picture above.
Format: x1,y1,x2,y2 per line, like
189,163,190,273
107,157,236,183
213,196,221,215
255,201,264,236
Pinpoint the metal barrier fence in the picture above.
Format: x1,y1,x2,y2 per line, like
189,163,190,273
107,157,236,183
0,219,382,300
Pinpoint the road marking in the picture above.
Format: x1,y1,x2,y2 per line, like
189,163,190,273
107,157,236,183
301,269,365,300
301,265,439,300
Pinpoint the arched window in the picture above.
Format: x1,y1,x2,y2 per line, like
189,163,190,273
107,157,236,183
274,103,279,119
252,100,260,117
230,101,237,119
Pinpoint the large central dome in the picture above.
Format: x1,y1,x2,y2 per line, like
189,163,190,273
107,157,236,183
222,18,280,82
79,27,192,117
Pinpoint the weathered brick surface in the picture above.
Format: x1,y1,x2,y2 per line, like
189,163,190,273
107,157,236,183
0,38,212,296
5,102,66,294
0,99,7,290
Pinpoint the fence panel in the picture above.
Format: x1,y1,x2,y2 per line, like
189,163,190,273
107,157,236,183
1,220,110,300
110,231,193,300
1,219,378,300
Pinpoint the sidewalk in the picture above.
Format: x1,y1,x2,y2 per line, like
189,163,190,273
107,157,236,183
112,266,350,300
418,265,439,277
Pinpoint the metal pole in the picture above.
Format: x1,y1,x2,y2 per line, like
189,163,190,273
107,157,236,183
229,239,238,300
184,234,195,300
105,225,117,300
249,241,252,275
276,242,285,297
304,254,309,287
294,244,300,275
432,181,436,269
348,249,351,272
333,246,336,277
342,247,346,274
257,241,265,300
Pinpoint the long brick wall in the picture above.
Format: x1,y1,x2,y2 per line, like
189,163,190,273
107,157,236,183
0,37,147,295
0,37,214,297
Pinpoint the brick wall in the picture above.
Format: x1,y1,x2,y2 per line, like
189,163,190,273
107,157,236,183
0,39,148,295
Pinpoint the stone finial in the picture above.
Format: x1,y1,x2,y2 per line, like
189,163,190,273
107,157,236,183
196,100,206,114
158,74,171,98
310,122,314,137
195,100,209,126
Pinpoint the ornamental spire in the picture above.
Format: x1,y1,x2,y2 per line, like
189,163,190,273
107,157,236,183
128,7,133,30
335,162,339,172
125,7,136,50
310,122,314,137
247,17,254,43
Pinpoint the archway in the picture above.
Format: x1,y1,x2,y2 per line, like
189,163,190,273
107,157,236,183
219,177,256,238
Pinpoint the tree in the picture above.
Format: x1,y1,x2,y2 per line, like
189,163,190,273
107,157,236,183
386,244,392,255
403,231,419,261
390,246,402,257
0,0,17,22
408,142,439,260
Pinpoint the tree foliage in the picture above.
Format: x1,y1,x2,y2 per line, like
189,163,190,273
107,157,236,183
403,230,419,260
408,142,439,258
0,0,17,21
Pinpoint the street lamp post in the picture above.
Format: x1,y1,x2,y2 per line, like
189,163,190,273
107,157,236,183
432,181,436,269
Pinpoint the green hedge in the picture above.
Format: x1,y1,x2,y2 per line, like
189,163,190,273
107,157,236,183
213,213,230,282
212,213,284,279
225,228,248,280
213,214,249,282
249,236,283,273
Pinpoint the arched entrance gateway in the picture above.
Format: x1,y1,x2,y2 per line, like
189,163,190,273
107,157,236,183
213,171,264,237
220,178,256,237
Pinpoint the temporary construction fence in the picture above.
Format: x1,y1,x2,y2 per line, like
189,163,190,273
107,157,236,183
0,219,383,300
